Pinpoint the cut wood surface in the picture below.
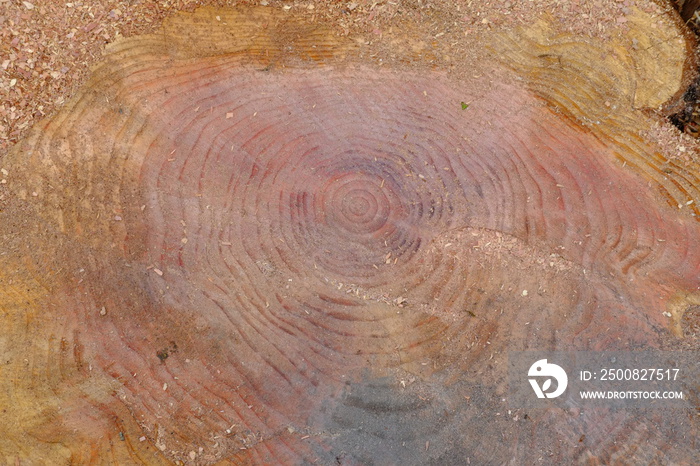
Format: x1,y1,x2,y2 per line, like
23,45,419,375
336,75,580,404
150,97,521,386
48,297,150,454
0,3,699,465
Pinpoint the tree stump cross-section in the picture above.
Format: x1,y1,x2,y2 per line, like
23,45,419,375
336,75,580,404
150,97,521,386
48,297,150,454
0,4,698,465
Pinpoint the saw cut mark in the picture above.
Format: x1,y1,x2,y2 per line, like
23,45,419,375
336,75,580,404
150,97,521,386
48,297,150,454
493,11,700,217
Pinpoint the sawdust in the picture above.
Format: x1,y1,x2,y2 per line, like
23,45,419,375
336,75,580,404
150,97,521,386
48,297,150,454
1,0,691,158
